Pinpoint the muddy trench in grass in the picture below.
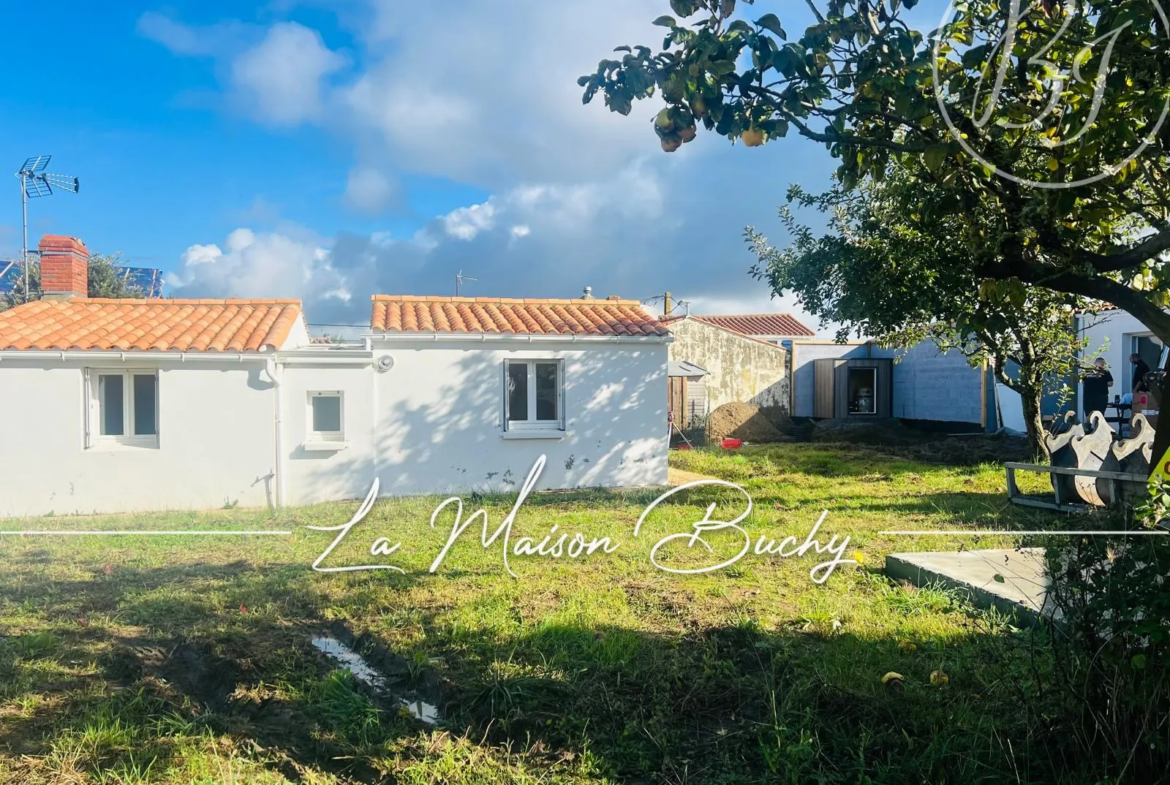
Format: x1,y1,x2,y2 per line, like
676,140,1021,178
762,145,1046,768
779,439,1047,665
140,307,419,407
97,622,448,782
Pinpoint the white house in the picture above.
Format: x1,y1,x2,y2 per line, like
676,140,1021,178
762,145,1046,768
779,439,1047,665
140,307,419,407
0,235,671,517
1076,308,1165,415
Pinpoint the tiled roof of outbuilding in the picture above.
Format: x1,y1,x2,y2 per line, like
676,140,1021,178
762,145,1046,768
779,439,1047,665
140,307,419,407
0,298,302,352
370,295,669,337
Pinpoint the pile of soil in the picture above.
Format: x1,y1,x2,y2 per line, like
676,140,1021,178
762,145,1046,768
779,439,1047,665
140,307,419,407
707,402,792,444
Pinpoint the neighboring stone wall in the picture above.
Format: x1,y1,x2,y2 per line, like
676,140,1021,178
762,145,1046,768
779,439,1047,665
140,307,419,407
667,318,789,411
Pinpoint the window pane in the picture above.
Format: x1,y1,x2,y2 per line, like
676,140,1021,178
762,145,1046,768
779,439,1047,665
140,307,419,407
507,362,528,421
99,375,124,436
312,395,342,433
535,362,558,421
133,375,157,436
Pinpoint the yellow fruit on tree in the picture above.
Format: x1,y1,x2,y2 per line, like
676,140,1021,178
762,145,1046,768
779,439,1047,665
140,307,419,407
741,128,765,147
655,108,674,130
661,135,683,153
679,126,697,143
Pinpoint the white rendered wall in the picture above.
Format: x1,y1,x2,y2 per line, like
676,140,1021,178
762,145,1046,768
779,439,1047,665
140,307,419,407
370,340,670,495
1078,309,1158,406
280,362,378,506
0,341,670,517
0,359,276,517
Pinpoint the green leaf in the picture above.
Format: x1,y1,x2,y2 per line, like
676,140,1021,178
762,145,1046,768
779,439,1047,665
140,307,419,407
924,145,948,172
669,0,698,18
756,13,786,39
993,573,1005,583
652,15,677,28
663,72,687,102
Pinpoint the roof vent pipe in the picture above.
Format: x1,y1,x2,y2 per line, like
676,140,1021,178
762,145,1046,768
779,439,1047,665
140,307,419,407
582,286,594,300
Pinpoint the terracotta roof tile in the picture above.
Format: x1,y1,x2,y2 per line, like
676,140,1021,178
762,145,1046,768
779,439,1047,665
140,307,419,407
370,295,669,337
691,313,815,338
0,298,302,352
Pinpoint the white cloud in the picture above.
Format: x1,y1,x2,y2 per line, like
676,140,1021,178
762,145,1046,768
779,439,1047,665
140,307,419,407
178,243,223,266
230,22,347,126
141,1,669,186
165,152,836,337
166,228,349,310
344,167,398,214
443,202,497,240
136,12,252,57
145,2,841,335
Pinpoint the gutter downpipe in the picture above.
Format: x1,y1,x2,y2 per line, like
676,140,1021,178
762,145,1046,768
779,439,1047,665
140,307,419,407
370,338,379,499
265,358,286,510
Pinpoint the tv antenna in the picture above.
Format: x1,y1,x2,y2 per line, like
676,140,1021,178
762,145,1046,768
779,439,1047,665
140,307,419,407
15,156,80,297
455,270,478,296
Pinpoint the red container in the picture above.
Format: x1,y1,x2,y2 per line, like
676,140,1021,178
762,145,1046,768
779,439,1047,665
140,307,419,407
676,444,692,450
722,438,742,449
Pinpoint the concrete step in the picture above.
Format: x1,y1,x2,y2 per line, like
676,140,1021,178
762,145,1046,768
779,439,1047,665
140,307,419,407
885,548,1060,625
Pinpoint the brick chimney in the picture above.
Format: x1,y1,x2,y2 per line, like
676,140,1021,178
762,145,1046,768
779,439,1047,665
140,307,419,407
39,235,89,300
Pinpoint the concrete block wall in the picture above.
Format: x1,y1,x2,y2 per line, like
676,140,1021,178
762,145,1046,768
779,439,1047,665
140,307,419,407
891,341,983,424
792,339,984,425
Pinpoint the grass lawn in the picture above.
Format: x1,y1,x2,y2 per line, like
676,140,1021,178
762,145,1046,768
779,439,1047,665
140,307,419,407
0,444,1097,784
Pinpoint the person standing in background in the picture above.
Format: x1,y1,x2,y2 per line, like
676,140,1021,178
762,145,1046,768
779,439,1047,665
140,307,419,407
1083,357,1113,420
1131,353,1152,395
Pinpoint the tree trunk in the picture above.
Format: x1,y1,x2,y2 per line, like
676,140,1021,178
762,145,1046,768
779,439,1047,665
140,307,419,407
1020,384,1048,463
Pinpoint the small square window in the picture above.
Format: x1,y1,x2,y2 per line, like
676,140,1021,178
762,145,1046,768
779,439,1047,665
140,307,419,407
504,359,564,432
89,370,159,448
309,392,344,442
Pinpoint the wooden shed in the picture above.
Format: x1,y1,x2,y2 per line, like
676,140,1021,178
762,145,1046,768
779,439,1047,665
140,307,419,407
812,357,893,419
668,360,709,428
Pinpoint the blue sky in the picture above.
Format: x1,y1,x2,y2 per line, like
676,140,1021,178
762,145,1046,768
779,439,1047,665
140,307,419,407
0,0,950,331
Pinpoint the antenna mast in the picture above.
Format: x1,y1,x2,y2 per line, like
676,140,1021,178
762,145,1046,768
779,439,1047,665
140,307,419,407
455,270,478,296
15,156,80,299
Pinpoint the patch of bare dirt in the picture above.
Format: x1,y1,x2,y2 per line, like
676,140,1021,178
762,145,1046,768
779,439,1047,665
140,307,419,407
809,419,1031,465
668,467,718,486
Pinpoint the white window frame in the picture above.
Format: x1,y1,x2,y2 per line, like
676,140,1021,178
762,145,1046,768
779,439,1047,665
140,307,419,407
86,369,160,449
306,391,347,450
503,359,565,433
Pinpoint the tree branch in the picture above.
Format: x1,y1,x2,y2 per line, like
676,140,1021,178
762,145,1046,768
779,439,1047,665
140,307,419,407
783,113,928,153
1072,227,1170,273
